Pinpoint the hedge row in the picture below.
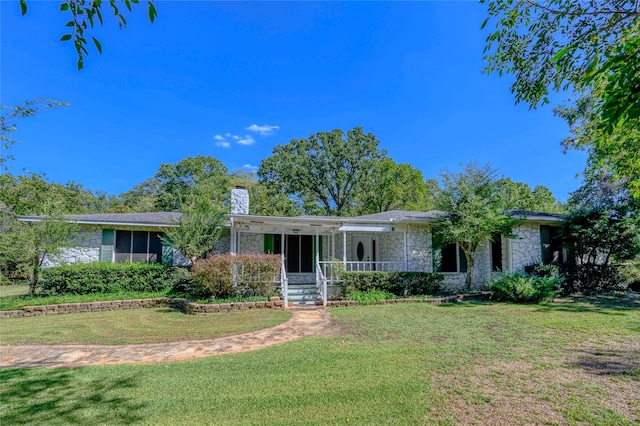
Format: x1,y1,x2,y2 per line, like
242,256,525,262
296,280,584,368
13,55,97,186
341,271,443,297
42,263,185,295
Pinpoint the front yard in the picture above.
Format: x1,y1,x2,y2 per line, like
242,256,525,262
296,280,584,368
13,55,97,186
1,298,638,425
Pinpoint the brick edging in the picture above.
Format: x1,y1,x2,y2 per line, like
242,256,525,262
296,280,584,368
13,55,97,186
0,296,286,319
326,292,492,307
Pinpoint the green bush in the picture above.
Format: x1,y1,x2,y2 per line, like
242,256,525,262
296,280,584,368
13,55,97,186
489,271,561,303
341,271,442,297
42,263,183,295
191,253,281,299
346,289,396,305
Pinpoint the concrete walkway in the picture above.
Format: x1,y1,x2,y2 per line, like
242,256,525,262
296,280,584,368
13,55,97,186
0,309,330,368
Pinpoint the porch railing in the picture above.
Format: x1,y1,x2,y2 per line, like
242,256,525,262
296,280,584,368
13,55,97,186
315,258,327,307
280,257,288,309
341,261,405,272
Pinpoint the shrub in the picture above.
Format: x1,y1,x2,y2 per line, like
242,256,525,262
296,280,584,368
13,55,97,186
42,262,183,295
346,289,396,305
191,253,281,298
489,271,561,303
341,271,442,297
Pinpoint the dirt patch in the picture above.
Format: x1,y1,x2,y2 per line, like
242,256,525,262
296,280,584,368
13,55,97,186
427,340,639,425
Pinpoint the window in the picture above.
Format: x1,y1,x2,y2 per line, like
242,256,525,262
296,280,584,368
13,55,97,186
432,233,467,273
114,230,164,264
540,225,563,264
491,233,503,271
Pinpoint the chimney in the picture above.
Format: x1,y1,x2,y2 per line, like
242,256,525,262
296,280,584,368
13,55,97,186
231,186,249,215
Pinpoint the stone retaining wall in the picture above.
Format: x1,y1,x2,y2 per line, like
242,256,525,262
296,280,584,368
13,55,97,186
0,296,286,319
0,293,490,318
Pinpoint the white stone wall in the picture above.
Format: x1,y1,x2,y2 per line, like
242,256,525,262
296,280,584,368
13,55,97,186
509,223,542,271
42,226,102,267
407,225,431,272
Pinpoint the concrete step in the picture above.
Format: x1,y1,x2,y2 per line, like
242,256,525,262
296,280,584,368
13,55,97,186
288,293,321,301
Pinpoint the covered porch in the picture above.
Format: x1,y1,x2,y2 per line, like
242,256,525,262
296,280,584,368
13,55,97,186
229,214,418,307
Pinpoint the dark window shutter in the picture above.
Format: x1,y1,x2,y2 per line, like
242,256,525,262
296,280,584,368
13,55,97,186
100,229,115,263
161,233,174,265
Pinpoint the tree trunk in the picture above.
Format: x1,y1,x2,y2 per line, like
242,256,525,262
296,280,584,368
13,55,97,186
465,255,475,291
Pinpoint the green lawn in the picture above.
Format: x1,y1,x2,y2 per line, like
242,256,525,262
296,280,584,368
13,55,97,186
0,284,29,299
1,299,638,425
0,308,292,345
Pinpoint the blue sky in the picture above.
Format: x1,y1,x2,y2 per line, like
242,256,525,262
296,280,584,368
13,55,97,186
1,1,587,201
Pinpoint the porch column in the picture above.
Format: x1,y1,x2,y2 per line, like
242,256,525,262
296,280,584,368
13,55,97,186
236,231,241,255
342,231,347,268
331,232,335,260
403,230,408,271
315,230,320,263
230,218,236,255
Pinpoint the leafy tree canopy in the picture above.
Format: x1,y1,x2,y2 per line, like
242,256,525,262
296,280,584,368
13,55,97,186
355,158,433,215
0,173,119,215
153,155,230,212
482,0,640,196
434,162,519,289
258,127,385,216
230,170,300,217
496,178,565,213
18,0,157,70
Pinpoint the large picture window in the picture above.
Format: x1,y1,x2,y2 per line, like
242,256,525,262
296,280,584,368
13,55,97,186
115,231,164,264
432,233,467,273
540,225,563,264
491,233,503,271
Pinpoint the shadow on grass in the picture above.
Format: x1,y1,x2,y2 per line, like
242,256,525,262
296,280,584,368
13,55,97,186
536,295,639,316
0,368,145,424
435,301,489,309
571,347,640,378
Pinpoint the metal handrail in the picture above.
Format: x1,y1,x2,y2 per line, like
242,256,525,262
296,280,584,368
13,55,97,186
315,258,327,307
281,257,288,308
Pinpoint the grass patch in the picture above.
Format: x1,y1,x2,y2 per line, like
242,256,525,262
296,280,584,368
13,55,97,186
0,284,29,298
1,298,638,425
0,309,292,345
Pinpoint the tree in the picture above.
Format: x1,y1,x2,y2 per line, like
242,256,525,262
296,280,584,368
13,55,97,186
118,178,161,212
1,99,68,169
482,0,640,196
258,127,385,216
154,155,230,211
434,163,518,290
0,173,118,215
495,178,565,213
355,158,433,214
230,170,300,217
0,207,76,293
162,202,227,262
19,0,157,70
560,173,640,293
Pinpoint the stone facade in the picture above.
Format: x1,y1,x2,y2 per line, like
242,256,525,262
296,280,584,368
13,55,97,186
42,226,102,267
509,223,542,271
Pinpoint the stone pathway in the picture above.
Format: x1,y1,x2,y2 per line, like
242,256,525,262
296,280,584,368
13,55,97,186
0,309,330,368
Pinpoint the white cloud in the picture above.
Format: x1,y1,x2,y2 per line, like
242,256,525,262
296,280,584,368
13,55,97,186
237,135,256,146
247,124,280,136
215,140,230,148
213,134,225,141
243,164,258,171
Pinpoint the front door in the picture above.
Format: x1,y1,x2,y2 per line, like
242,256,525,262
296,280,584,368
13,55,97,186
352,236,376,270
